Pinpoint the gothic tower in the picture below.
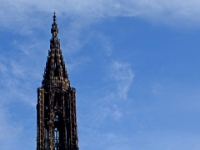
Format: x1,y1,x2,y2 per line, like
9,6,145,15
37,13,79,150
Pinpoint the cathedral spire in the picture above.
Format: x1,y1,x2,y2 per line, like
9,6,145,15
37,14,79,150
42,12,68,88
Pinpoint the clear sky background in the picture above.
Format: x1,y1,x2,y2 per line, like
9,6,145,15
1,1,200,150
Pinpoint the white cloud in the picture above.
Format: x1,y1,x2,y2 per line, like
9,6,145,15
110,61,134,99
81,61,133,128
0,42,42,106
1,0,200,29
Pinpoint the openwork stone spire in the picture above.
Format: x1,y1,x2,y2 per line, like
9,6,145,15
37,13,79,150
42,12,69,89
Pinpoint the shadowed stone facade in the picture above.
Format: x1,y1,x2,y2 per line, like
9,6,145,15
36,13,79,150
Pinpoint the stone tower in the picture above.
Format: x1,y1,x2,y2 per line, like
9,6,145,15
36,13,79,150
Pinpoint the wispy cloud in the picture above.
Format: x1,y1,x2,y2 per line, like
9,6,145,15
78,60,134,140
1,1,200,150
0,40,44,106
110,61,134,99
91,60,134,123
1,0,200,30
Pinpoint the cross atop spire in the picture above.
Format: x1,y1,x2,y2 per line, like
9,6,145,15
53,11,56,23
51,12,58,38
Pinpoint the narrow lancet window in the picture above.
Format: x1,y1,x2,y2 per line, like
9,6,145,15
54,128,60,149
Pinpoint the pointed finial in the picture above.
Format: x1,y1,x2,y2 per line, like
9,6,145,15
53,11,56,23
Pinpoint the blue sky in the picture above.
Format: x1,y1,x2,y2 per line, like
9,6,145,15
1,1,200,150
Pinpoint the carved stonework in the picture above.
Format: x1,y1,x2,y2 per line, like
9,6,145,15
37,12,79,150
